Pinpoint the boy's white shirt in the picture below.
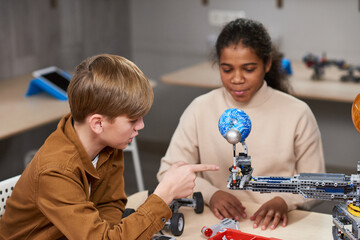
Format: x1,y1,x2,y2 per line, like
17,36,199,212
89,155,99,195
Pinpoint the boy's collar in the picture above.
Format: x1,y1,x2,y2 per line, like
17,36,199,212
63,114,99,179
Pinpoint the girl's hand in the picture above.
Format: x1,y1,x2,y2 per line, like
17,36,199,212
209,190,247,221
250,197,288,230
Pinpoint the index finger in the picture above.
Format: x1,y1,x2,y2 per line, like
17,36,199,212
187,164,219,172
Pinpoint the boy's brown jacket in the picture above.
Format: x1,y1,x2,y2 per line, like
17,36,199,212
0,114,171,240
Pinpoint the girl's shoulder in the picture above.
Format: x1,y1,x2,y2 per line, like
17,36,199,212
271,89,310,111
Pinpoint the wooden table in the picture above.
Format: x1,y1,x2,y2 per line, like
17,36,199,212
0,74,157,141
127,191,333,240
161,61,360,103
0,74,70,140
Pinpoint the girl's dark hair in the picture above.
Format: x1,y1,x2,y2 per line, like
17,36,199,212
213,18,290,93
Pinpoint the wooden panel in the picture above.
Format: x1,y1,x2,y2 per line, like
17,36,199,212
12,1,36,59
0,0,131,81
0,1,14,80
82,0,131,58
58,0,84,70
11,0,42,76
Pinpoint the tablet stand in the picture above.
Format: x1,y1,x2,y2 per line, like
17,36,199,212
25,71,71,101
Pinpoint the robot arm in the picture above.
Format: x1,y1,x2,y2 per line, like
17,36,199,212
219,97,360,240
219,107,360,205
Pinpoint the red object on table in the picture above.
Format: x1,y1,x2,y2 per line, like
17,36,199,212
208,228,282,240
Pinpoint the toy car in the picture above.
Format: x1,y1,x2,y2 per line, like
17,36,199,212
162,191,204,236
123,191,204,237
150,234,176,240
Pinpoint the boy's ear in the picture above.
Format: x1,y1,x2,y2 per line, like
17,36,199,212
88,114,104,134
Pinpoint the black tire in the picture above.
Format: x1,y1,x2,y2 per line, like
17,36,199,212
170,212,184,236
122,208,135,218
193,192,204,214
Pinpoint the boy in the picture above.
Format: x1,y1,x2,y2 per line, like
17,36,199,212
0,54,218,240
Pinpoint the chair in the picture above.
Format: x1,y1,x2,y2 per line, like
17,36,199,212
0,175,21,218
124,137,145,191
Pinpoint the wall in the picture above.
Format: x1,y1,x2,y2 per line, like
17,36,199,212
0,0,131,81
131,0,360,79
130,0,360,171
0,0,131,180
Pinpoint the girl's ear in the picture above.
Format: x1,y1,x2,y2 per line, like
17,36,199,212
88,114,104,134
265,56,272,73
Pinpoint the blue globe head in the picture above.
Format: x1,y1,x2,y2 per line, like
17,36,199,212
218,108,252,143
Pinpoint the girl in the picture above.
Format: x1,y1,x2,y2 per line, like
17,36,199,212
158,18,325,230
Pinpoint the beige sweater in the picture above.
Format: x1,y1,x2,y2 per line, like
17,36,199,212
157,82,325,211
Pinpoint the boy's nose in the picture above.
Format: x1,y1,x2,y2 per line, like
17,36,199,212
135,118,145,131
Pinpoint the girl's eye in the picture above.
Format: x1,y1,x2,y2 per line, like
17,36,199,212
244,68,255,73
222,68,232,73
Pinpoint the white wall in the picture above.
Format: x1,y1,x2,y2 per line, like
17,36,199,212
131,0,360,81
130,0,360,171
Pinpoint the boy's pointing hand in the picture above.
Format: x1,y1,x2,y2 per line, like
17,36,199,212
154,162,219,204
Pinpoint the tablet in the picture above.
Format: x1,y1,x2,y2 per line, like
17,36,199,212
30,66,71,100
32,66,71,92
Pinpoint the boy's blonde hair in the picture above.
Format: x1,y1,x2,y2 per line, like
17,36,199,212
68,54,154,122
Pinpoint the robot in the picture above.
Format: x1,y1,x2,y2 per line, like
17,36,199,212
303,53,332,80
303,53,360,82
218,94,360,240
